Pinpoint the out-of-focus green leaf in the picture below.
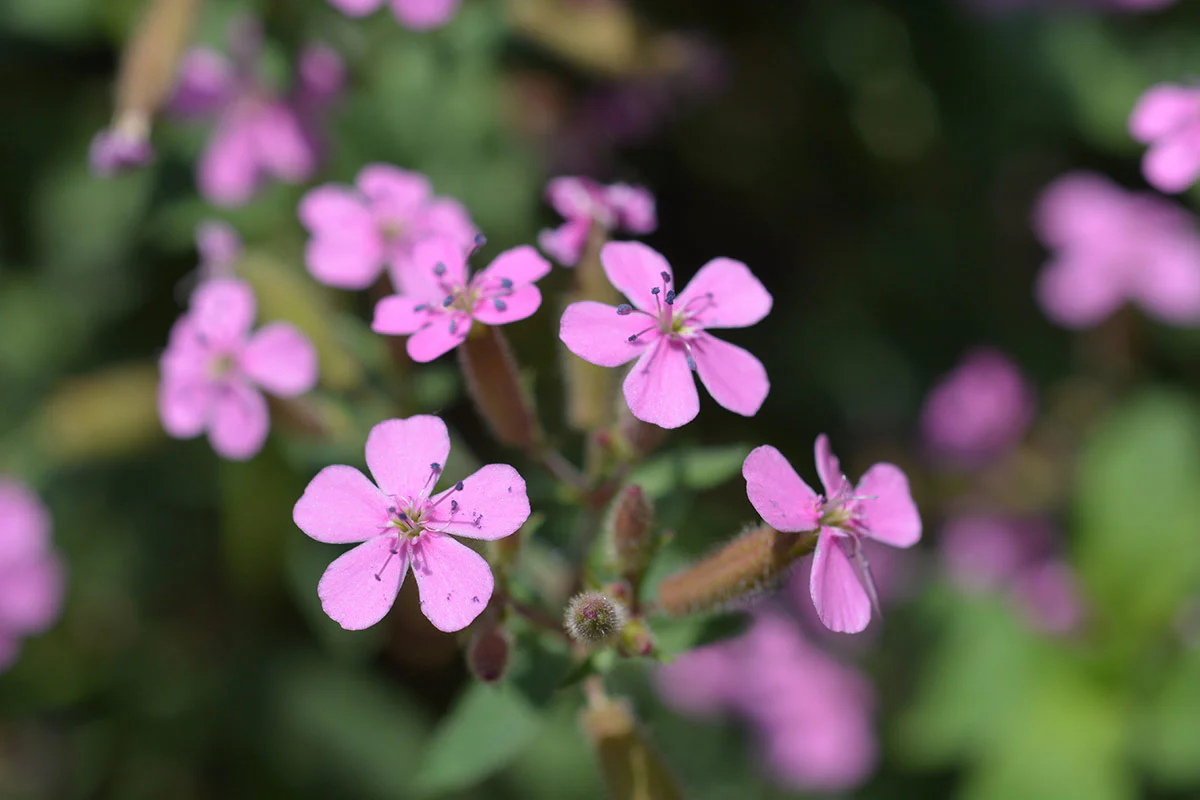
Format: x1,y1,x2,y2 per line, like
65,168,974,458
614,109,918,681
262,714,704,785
653,611,751,658
413,681,542,795
220,443,305,598
630,444,749,500
1134,646,1200,786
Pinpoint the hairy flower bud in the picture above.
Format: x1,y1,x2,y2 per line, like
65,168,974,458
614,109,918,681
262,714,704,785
458,326,539,450
617,617,656,658
580,695,684,800
466,622,512,683
655,524,819,617
607,484,655,579
564,592,626,646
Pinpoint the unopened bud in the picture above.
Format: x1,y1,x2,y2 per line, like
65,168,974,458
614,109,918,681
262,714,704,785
617,617,656,658
607,484,655,579
564,592,626,646
655,524,819,617
467,622,512,683
458,326,538,449
615,402,665,459
580,696,685,800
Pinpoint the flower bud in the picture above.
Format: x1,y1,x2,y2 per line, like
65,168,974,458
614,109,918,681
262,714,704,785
579,696,684,800
617,617,656,658
615,402,665,459
466,622,512,683
564,591,626,646
655,524,819,617
458,326,539,450
607,484,655,579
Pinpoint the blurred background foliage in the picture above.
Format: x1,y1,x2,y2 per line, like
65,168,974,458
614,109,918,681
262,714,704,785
3,0,1200,798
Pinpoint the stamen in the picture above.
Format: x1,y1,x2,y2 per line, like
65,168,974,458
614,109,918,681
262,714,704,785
413,303,428,312
433,262,447,277
686,354,697,371
449,319,458,336
660,271,671,284
627,324,657,342
494,299,507,312
499,278,513,290
374,541,402,581
442,295,454,308
651,287,660,296
617,304,633,315
430,462,442,472
426,478,466,512
665,289,676,305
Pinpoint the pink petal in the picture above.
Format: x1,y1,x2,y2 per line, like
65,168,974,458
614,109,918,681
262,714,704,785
295,44,345,108
472,285,543,326
1035,255,1126,328
365,415,451,500
241,323,318,397
470,246,551,325
409,532,493,632
0,554,64,634
622,338,699,429
294,465,392,544
855,464,921,548
605,183,657,233
372,295,432,335
1129,84,1200,143
810,532,872,634
196,220,242,274
198,119,260,207
742,445,821,532
317,535,408,630
300,187,384,290
208,381,270,460
559,301,651,367
357,164,431,222
406,236,470,301
327,0,386,16
426,464,530,540
0,480,51,567
601,242,673,312
250,105,315,183
1033,172,1127,250
690,333,769,417
546,176,598,219
538,219,591,266
478,245,551,286
406,314,470,362
391,0,461,29
1137,238,1200,323
814,434,843,498
170,48,235,117
676,258,772,330
300,185,370,233
1143,132,1200,194
160,317,210,382
190,278,256,348
159,377,213,439
412,198,479,249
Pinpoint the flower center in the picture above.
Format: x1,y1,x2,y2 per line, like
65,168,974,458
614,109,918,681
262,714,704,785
378,218,407,242
613,272,719,371
207,352,237,380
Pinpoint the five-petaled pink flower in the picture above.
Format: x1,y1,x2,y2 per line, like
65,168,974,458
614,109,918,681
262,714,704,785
0,479,65,673
1130,82,1200,194
326,0,460,30
1034,171,1200,327
559,242,771,429
743,436,921,633
159,278,319,460
299,164,477,291
293,415,529,632
170,18,344,206
371,235,552,362
538,176,657,266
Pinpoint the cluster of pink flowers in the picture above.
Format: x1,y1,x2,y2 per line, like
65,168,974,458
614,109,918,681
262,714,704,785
0,480,65,672
538,176,657,266
657,612,877,792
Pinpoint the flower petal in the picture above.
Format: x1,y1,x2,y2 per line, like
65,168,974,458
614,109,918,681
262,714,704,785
0,554,64,634
250,105,315,183
198,120,260,207
814,434,843,498
413,197,478,245
159,377,212,439
294,465,392,544
472,285,543,326
1137,237,1200,323
372,295,434,335
365,415,450,500
300,184,370,233
478,245,551,287
405,236,470,302
170,48,235,117
160,318,209,382
742,445,821,532
0,480,51,567
622,338,699,429
208,381,270,460
546,176,599,219
538,219,590,266
1035,255,1126,328
559,301,651,367
810,532,872,634
1032,172,1127,250
300,186,384,289
426,464,530,540
357,163,431,221
317,535,408,630
190,278,256,347
855,464,921,548
406,314,470,362
1143,131,1200,194
410,533,493,631
605,183,657,233
391,0,461,29
242,323,318,397
691,333,769,417
676,258,772,329
601,241,673,312
1129,84,1200,143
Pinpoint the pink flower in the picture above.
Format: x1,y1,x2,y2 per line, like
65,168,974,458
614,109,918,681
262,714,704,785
196,220,242,280
559,242,771,429
1034,171,1200,327
1130,83,1200,194
939,514,1055,592
292,415,529,631
158,278,319,460
371,236,551,362
0,479,65,673
89,117,154,177
743,436,921,633
326,0,460,29
537,177,657,266
920,348,1035,464
299,165,477,291
170,19,344,206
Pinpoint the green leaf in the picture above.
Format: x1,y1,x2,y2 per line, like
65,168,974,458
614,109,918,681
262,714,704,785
630,444,750,500
1133,646,1200,786
413,682,543,795
653,611,751,657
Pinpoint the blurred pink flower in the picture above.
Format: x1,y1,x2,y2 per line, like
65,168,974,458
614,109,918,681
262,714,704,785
743,436,921,633
1034,171,1200,327
89,118,154,177
1012,560,1085,634
559,242,771,428
170,20,344,206
1130,83,1200,194
299,164,477,291
0,479,65,673
293,415,529,631
158,278,318,460
326,0,460,29
657,612,877,792
372,236,551,362
920,348,1034,464
537,177,656,266
940,514,1054,592
196,220,242,280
